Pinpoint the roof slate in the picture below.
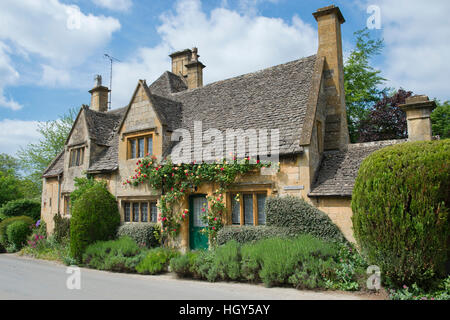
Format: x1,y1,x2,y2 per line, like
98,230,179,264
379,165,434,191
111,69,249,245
42,151,64,178
309,140,406,197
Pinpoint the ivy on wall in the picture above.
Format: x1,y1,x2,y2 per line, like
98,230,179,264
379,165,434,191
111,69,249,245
125,155,273,245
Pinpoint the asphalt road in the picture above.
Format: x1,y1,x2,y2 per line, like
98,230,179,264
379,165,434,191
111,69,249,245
0,254,370,300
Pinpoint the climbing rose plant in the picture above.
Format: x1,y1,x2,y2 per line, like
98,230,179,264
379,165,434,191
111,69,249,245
124,155,273,245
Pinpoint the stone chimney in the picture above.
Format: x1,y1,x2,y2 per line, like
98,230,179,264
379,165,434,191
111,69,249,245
313,5,349,150
89,75,109,112
169,48,205,89
399,95,436,141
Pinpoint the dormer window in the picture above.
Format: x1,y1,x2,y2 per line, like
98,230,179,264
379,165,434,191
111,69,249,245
127,134,153,159
69,147,85,167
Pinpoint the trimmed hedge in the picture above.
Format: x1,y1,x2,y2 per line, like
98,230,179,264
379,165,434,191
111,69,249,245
6,221,31,251
0,216,34,249
117,223,160,248
352,140,450,287
217,196,346,245
70,183,120,262
0,198,41,221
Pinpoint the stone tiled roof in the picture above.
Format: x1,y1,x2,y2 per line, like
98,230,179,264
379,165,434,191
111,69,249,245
42,151,64,178
86,107,127,173
309,140,406,197
149,71,188,97
161,55,317,160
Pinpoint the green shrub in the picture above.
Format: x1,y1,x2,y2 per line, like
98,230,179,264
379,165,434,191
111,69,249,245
216,226,286,246
136,248,180,275
352,140,450,287
0,216,34,248
53,214,70,244
265,196,346,243
0,198,41,221
195,241,242,282
170,251,201,278
83,237,146,273
241,235,339,287
70,183,120,262
117,223,160,248
6,221,32,252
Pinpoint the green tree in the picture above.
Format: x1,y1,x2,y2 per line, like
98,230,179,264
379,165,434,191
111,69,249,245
17,108,77,194
344,28,386,142
0,171,23,207
0,154,20,176
431,100,450,139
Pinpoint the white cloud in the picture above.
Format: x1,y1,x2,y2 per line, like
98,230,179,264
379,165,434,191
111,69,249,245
369,0,450,100
111,0,317,108
0,119,40,155
0,0,121,109
93,0,133,12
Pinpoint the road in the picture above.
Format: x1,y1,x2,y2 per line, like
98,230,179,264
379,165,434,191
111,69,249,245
0,254,374,300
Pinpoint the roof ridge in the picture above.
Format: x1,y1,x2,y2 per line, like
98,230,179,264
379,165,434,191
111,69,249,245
170,54,317,96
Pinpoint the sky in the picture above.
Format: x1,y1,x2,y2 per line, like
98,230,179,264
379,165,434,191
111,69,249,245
0,0,449,156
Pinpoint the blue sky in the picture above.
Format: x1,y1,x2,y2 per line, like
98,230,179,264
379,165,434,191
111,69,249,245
0,0,449,155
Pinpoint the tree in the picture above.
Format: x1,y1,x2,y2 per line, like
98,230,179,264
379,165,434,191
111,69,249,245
344,28,387,143
17,108,77,195
358,89,412,142
0,154,20,176
431,101,450,139
0,171,23,207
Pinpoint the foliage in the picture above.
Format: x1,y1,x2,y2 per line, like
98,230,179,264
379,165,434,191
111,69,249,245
126,155,272,244
70,177,107,207
17,108,76,195
169,251,201,278
83,237,147,273
117,223,161,248
389,277,450,300
216,225,286,246
70,183,120,262
20,235,75,265
136,247,180,275
0,216,34,249
358,89,412,142
6,221,32,252
0,153,20,176
352,140,450,287
431,100,450,139
0,171,23,207
344,28,386,142
201,190,228,246
0,198,41,221
53,214,70,244
265,196,347,243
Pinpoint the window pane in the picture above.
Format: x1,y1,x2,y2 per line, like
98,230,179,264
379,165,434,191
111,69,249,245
257,194,266,225
124,203,130,222
141,202,148,222
138,138,145,158
193,197,208,227
243,194,254,225
147,137,153,156
133,203,140,222
231,194,240,225
76,149,81,166
130,139,136,159
150,202,158,222
80,148,84,165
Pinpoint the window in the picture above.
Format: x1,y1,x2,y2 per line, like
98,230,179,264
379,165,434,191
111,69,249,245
127,134,153,159
69,147,85,167
64,196,71,216
123,201,157,223
230,192,267,226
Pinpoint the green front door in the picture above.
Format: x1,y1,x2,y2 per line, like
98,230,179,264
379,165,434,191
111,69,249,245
189,195,209,250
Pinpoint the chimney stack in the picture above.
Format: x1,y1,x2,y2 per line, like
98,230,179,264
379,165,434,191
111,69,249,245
169,48,205,89
313,5,349,150
89,75,109,112
400,95,436,141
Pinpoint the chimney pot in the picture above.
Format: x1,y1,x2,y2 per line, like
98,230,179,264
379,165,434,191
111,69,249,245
89,75,109,112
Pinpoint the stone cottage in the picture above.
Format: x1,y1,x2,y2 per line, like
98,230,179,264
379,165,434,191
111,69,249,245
41,5,435,248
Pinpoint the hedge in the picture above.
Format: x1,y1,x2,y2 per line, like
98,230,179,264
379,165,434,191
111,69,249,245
0,216,34,250
53,214,70,244
117,223,160,248
217,196,346,245
6,221,31,251
0,198,41,221
352,140,450,287
70,183,120,262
